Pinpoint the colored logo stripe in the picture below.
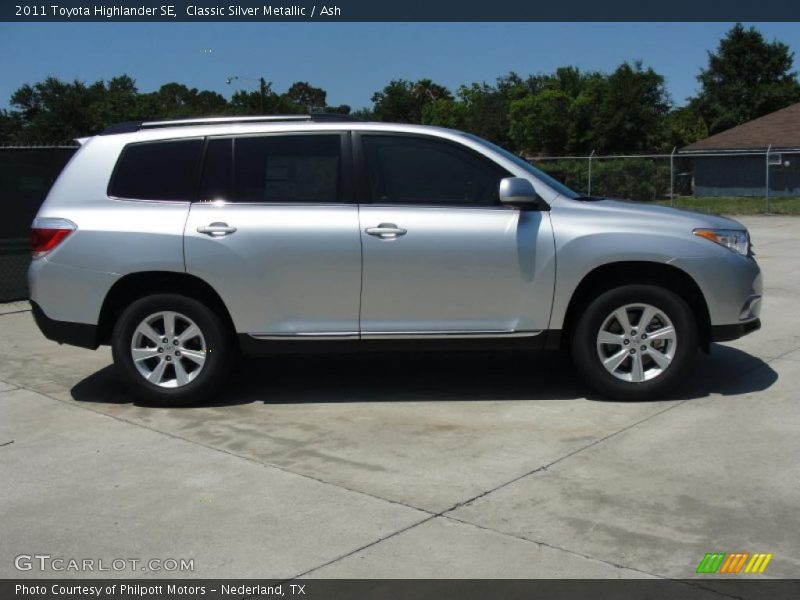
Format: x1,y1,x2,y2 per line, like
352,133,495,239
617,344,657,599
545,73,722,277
744,553,773,574
720,552,749,573
697,552,772,574
697,553,726,573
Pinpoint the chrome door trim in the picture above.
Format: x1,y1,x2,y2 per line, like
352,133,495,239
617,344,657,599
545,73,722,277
248,332,359,341
247,330,541,341
361,329,542,340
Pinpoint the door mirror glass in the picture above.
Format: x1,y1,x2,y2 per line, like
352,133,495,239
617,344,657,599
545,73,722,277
499,177,548,210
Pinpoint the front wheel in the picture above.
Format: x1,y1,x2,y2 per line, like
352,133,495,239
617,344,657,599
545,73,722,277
571,284,698,400
111,294,234,406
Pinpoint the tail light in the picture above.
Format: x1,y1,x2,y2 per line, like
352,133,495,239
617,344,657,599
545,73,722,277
30,218,76,259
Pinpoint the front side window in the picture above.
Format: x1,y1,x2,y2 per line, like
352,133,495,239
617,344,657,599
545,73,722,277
463,133,580,199
361,135,510,207
232,134,341,203
110,139,203,201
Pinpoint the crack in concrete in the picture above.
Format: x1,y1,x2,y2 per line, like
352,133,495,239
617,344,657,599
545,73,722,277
287,514,439,581
0,309,31,316
443,344,795,516
26,388,438,518
443,399,690,514
286,508,741,600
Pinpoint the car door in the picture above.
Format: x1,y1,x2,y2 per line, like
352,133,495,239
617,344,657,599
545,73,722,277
356,132,555,337
184,132,362,338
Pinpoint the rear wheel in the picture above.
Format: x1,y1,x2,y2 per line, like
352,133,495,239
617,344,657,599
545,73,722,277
571,284,697,400
111,294,234,405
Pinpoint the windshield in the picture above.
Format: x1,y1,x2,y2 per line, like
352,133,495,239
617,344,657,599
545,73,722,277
463,134,580,199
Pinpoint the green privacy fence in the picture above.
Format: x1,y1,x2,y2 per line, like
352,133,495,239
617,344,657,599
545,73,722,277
0,146,77,301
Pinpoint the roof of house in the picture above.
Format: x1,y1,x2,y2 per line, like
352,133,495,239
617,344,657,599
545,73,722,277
683,102,800,152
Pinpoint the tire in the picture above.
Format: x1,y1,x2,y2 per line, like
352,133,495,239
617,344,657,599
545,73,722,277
111,293,235,406
571,284,697,401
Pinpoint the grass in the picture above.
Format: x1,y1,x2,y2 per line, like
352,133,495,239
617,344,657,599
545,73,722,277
652,196,800,215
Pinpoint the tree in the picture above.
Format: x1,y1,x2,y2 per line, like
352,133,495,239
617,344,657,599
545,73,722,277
324,104,352,115
694,23,800,134
9,77,109,143
565,72,607,153
227,80,300,115
506,68,608,155
0,109,20,145
138,83,228,119
665,104,708,148
1,74,356,144
86,75,140,131
282,82,350,114
594,61,671,153
457,81,514,148
371,79,451,123
508,89,572,155
350,107,376,120
421,98,467,129
285,81,327,111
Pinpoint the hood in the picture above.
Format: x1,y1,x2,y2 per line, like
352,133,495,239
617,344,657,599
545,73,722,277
579,197,746,230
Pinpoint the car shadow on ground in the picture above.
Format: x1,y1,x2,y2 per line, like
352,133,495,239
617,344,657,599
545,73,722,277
70,343,778,408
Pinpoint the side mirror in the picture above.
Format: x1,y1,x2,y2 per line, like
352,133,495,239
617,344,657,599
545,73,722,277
499,177,549,210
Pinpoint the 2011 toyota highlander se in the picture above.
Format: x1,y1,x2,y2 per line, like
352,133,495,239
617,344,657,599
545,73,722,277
28,115,762,405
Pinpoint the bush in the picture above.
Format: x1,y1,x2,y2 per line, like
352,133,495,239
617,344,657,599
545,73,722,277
534,158,673,201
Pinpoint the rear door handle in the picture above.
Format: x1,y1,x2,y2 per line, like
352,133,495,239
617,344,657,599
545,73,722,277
365,223,407,239
197,222,237,237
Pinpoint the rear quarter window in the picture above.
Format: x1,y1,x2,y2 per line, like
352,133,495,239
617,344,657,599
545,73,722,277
109,139,203,201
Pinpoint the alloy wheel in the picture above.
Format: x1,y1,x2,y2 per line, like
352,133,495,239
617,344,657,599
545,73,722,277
595,303,677,383
130,311,207,388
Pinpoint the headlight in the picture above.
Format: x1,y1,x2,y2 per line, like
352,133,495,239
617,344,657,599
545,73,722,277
693,228,750,256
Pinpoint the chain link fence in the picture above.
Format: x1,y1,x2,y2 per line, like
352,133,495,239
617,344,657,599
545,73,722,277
532,148,800,210
0,146,77,302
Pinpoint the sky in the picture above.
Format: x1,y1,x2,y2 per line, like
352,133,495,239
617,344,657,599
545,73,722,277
1,22,799,111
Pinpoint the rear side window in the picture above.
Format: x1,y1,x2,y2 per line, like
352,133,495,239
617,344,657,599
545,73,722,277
110,139,203,201
198,134,342,203
232,134,341,203
198,138,232,201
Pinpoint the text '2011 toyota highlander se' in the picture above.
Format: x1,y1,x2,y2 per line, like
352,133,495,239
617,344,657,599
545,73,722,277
28,114,762,405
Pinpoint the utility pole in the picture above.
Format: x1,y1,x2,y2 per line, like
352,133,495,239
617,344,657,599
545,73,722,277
258,77,266,113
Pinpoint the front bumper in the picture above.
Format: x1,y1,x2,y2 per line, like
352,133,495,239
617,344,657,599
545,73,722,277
710,318,761,342
31,301,99,349
669,254,762,327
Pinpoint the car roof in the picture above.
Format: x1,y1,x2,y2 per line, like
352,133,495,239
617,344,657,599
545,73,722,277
99,113,360,134
99,114,453,136
90,116,464,145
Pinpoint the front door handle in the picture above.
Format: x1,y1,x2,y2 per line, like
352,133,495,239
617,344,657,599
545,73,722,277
197,222,237,237
365,223,407,239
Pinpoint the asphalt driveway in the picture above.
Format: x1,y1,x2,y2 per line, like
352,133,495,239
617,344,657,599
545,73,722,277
1,216,798,587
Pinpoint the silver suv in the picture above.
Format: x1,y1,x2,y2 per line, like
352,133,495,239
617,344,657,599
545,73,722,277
29,115,762,404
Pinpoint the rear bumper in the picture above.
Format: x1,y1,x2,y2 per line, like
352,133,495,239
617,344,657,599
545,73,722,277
31,301,99,350
710,318,761,342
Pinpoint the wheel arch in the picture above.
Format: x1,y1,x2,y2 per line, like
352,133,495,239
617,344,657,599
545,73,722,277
560,261,712,352
97,271,235,345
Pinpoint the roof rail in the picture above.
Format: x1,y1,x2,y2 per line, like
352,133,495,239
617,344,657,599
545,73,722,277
99,113,362,135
